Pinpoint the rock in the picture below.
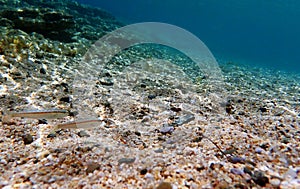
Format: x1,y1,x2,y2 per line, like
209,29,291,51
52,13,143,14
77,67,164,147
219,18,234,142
230,168,244,175
259,107,267,112
99,77,114,86
59,96,70,103
243,166,253,176
140,168,147,175
156,182,172,189
159,125,174,134
39,67,46,74
255,147,263,154
173,114,195,126
38,119,48,124
154,148,163,153
148,94,156,100
228,156,245,164
118,157,136,165
252,171,269,187
86,162,100,174
23,134,33,144
78,130,90,137
47,133,56,138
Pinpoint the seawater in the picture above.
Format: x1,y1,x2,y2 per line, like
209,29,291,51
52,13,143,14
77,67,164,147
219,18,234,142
76,0,300,74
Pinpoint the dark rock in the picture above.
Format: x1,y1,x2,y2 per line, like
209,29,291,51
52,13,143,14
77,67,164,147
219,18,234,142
252,171,269,187
225,102,234,114
134,131,141,136
170,106,181,112
47,133,56,138
86,162,100,174
78,130,90,137
99,77,114,86
156,182,172,189
38,119,48,124
243,166,253,175
260,143,269,150
259,107,267,112
39,67,46,74
118,157,136,165
59,96,70,103
234,184,247,189
228,156,245,164
140,168,147,175
23,134,33,144
154,148,163,153
148,94,156,100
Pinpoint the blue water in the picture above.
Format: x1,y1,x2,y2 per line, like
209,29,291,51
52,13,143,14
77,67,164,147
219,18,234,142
76,0,300,73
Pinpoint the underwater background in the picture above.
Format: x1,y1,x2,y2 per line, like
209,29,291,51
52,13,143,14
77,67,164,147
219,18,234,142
76,0,300,73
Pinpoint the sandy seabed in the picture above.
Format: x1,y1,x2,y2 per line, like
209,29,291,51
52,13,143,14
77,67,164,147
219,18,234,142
0,48,299,189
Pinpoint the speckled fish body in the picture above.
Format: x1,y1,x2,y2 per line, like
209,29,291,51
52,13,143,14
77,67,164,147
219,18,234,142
3,109,69,122
56,119,103,129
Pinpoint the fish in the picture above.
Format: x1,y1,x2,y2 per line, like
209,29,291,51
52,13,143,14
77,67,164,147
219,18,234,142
55,119,104,130
2,109,69,123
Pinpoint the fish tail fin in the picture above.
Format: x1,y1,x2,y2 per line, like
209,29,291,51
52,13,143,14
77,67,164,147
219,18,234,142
2,109,12,123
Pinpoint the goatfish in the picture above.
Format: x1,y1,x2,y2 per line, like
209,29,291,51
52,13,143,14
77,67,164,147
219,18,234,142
2,109,69,123
54,119,104,130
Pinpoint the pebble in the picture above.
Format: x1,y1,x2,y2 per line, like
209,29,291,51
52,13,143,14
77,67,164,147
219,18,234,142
86,162,100,174
159,125,174,134
23,134,33,144
228,156,245,164
154,148,163,153
47,133,56,138
255,147,263,154
230,168,244,175
78,130,90,137
270,178,281,187
173,114,195,126
251,171,269,187
140,168,147,175
59,96,70,103
99,77,114,86
118,157,136,165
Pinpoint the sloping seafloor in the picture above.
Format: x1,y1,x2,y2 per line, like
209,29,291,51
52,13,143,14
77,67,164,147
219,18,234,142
0,1,299,188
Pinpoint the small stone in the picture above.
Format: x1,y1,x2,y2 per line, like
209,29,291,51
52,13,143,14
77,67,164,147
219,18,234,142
228,156,245,164
270,178,281,187
140,168,147,175
154,148,163,153
23,134,33,144
259,107,267,112
170,106,181,112
148,94,156,100
174,114,195,126
243,166,253,176
38,119,48,124
281,137,290,144
156,182,172,189
47,133,56,138
118,157,136,165
59,96,70,103
230,168,244,175
252,171,269,187
78,130,90,137
39,67,46,74
255,147,263,154
86,162,100,174
159,125,174,134
99,77,114,86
